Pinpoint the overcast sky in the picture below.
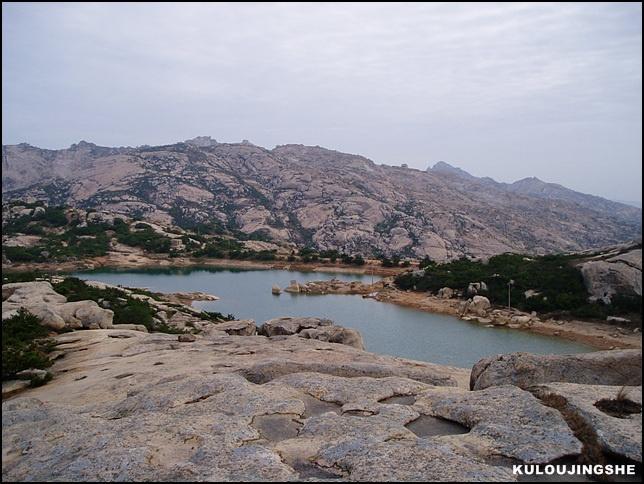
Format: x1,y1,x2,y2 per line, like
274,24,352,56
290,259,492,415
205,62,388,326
2,2,642,202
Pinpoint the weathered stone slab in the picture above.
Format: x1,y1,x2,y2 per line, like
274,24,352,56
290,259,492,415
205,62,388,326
532,382,642,462
470,350,642,390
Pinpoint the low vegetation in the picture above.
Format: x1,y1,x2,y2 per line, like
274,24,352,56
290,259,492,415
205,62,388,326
297,247,365,265
192,236,276,260
200,310,236,322
395,253,641,319
113,219,172,253
53,277,184,333
2,309,55,383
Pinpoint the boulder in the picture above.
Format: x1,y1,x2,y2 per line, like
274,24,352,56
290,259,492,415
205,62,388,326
2,281,67,305
470,349,642,390
284,280,301,293
298,326,365,350
462,295,491,317
606,316,631,324
260,317,333,337
437,287,454,299
510,314,532,326
2,281,114,330
579,248,642,303
258,317,364,350
215,319,257,336
271,285,281,295
177,333,196,342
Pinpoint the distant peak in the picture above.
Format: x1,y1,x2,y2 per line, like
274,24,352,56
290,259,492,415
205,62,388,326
429,161,474,178
184,136,218,147
69,140,96,150
514,176,543,184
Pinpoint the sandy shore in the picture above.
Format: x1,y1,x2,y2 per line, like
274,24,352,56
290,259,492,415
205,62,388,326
370,288,642,351
4,250,641,351
2,248,402,277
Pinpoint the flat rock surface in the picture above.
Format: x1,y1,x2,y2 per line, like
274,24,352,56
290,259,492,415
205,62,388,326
413,385,583,464
531,382,642,463
1,329,518,482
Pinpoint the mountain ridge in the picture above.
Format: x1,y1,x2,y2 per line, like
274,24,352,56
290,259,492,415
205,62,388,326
2,138,641,261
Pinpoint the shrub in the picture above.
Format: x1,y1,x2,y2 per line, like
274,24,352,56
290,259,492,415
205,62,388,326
2,309,54,381
115,225,171,253
200,311,236,321
394,252,605,316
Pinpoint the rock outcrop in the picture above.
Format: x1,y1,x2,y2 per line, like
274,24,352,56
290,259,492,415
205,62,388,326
213,319,257,336
2,281,114,330
459,295,492,318
437,287,455,298
2,328,596,481
260,317,334,336
470,350,643,391
259,317,364,349
578,244,642,303
532,383,642,463
414,385,582,463
298,325,365,350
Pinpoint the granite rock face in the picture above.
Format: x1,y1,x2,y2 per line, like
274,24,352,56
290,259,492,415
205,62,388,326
579,246,642,303
2,329,501,482
3,328,607,481
414,385,582,464
532,383,642,463
3,140,641,259
470,350,643,390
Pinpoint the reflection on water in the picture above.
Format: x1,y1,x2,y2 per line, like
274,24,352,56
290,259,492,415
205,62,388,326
73,267,595,368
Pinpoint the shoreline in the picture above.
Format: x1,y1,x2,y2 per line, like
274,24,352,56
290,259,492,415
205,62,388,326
3,254,641,351
368,288,641,351
1,251,403,277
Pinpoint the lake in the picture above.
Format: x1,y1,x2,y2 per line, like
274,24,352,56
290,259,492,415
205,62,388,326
73,267,595,368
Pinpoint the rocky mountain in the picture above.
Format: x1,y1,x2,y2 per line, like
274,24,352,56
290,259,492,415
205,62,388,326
2,138,641,261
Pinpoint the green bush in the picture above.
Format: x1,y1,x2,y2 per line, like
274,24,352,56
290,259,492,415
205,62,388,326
115,225,171,253
2,309,54,381
394,252,601,316
2,271,44,284
200,311,236,321
53,278,189,333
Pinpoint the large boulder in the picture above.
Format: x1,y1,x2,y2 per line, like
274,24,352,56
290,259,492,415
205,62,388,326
215,319,257,336
259,317,333,337
2,281,114,330
462,295,491,317
579,248,642,303
2,281,67,305
437,287,454,299
298,326,365,350
259,317,364,350
470,349,642,390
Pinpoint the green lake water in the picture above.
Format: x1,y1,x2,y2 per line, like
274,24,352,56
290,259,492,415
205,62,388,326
73,267,595,368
